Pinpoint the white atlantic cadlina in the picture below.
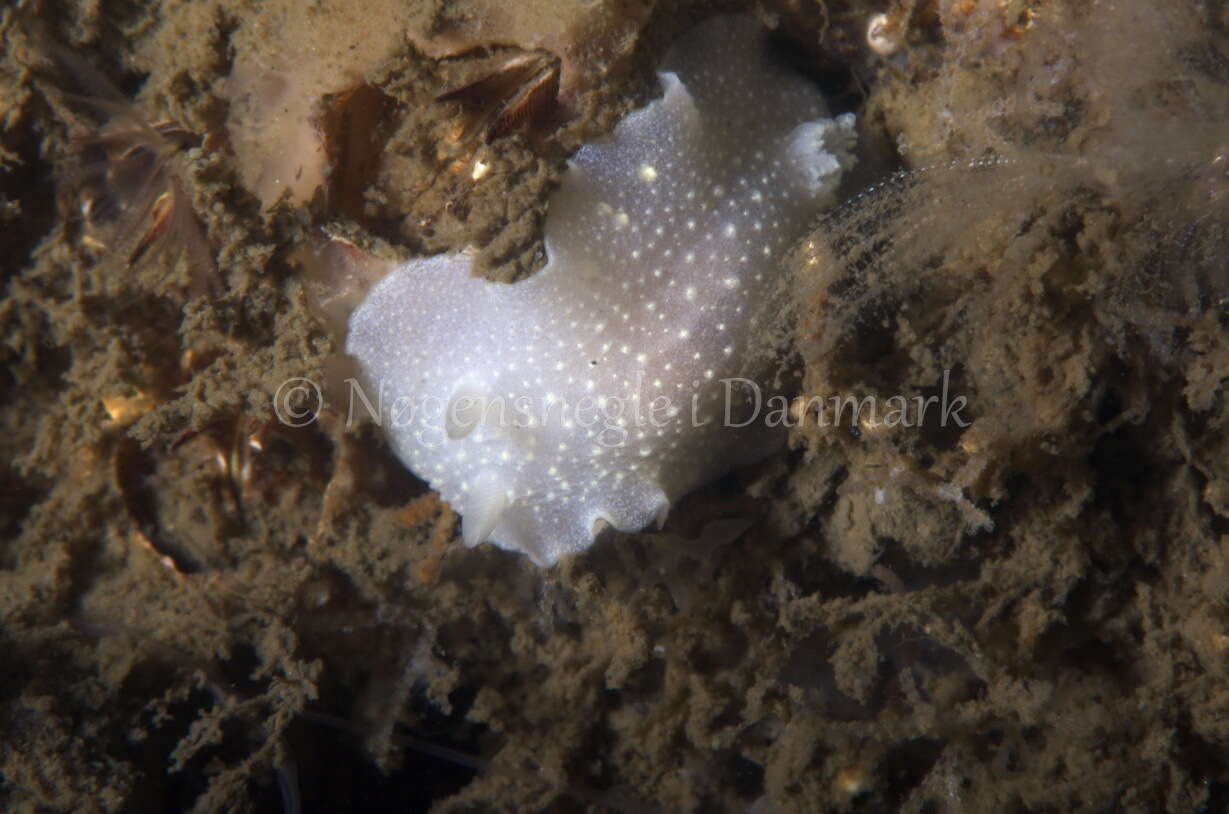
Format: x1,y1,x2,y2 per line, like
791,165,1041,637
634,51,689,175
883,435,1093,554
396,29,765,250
341,16,857,565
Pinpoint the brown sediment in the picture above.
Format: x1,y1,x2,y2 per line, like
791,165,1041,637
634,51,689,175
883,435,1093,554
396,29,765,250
2,0,1229,811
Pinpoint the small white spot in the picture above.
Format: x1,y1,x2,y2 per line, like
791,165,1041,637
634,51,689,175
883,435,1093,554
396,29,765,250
722,277,739,289
639,164,659,182
685,286,697,301
867,13,899,55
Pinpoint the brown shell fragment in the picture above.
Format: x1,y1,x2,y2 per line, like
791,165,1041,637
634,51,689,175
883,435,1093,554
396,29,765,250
319,83,397,218
435,52,562,148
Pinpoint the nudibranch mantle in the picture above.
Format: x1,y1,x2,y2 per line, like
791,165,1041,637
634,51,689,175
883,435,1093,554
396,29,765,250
345,16,856,565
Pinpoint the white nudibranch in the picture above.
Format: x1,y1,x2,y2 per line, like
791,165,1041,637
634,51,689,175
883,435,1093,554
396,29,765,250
341,16,857,565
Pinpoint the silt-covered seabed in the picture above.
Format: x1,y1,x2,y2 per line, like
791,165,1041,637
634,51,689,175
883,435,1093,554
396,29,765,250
2,0,1229,811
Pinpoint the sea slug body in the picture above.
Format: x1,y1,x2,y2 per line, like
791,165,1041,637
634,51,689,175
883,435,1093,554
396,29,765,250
343,16,857,565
